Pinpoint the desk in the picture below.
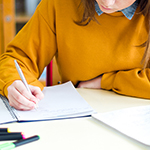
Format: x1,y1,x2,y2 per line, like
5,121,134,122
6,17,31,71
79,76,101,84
1,89,150,150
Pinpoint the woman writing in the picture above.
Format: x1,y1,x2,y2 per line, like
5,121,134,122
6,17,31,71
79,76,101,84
0,0,149,110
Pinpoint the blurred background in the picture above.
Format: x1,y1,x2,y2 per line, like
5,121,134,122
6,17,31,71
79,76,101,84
0,0,61,86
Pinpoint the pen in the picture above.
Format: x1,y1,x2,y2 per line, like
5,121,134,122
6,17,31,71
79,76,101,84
14,60,31,94
0,133,25,141
0,128,10,133
14,60,38,109
0,135,40,150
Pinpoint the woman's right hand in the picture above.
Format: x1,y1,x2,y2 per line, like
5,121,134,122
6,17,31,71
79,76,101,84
7,80,44,111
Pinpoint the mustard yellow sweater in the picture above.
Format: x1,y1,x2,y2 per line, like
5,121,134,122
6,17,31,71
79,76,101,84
0,0,149,99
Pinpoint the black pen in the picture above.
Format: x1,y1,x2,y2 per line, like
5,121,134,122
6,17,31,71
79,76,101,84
0,135,40,150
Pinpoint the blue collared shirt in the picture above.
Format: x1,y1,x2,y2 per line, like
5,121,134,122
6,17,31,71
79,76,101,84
95,0,139,20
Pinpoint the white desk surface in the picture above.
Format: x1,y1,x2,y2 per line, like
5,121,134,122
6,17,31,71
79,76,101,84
1,88,150,150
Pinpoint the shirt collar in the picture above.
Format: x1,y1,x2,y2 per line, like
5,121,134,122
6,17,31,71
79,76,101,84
95,0,139,20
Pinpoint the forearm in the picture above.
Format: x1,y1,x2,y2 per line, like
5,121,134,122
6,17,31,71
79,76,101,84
101,68,150,99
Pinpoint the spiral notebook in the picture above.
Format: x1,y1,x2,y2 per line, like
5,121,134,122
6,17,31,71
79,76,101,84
0,81,95,124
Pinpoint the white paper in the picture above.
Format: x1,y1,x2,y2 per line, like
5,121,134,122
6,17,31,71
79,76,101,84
92,105,150,146
14,81,95,121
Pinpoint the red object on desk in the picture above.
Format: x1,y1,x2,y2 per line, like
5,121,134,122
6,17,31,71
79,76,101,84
46,61,53,86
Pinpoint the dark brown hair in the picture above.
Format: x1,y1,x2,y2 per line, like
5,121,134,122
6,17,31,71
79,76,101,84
77,0,150,68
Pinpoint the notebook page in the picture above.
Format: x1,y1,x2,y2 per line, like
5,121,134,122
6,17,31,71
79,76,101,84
13,81,95,121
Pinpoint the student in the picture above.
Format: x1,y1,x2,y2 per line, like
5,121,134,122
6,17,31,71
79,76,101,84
0,0,149,110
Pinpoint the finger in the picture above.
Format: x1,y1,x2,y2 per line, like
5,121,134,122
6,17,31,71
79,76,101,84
13,80,39,105
14,81,42,105
12,80,33,99
8,84,36,110
9,98,33,111
10,90,35,110
8,93,35,111
29,85,44,101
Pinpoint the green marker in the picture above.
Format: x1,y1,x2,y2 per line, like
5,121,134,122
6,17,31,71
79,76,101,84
0,135,40,150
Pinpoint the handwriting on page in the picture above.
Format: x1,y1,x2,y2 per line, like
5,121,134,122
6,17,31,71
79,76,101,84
14,81,95,121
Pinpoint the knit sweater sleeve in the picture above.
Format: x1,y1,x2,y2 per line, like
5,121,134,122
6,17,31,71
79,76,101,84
0,0,56,97
101,68,150,99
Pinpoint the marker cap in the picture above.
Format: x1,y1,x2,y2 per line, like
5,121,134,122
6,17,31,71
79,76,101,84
0,143,15,150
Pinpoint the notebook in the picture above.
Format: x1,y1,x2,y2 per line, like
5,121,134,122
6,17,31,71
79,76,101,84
92,105,150,146
0,81,95,124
